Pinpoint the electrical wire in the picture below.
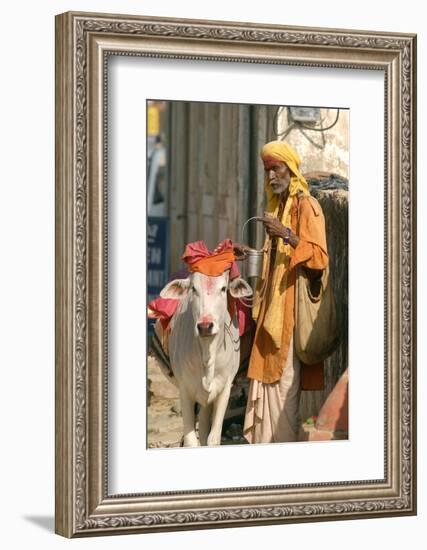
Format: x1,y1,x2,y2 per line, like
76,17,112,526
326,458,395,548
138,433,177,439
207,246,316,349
297,109,340,132
274,107,341,140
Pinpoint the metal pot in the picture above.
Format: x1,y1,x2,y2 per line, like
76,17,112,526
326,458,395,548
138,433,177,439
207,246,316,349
240,217,266,280
244,248,264,278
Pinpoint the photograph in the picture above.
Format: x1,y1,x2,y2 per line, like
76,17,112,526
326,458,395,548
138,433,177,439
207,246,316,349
146,101,349,449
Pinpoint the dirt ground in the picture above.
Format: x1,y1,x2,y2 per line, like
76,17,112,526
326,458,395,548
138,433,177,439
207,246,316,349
147,353,249,448
146,353,336,447
147,354,183,448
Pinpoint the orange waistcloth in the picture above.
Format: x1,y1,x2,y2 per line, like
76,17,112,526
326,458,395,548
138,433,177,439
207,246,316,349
247,195,328,384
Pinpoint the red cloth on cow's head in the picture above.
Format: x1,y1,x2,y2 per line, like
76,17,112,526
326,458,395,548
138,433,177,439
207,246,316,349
148,296,180,328
182,239,238,277
147,269,190,329
148,240,249,334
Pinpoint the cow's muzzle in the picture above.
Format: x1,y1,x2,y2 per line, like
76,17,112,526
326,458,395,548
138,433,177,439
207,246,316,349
197,322,214,337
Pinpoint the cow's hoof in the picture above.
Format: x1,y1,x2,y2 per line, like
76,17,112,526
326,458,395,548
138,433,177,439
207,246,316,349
207,434,221,446
183,434,200,447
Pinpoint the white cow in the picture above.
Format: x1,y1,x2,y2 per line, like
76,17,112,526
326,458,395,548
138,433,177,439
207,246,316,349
160,270,252,446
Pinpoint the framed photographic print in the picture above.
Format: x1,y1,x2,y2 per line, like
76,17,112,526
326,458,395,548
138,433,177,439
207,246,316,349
55,11,417,537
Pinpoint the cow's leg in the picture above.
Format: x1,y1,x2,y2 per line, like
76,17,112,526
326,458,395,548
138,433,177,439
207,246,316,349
198,404,212,446
207,380,232,446
180,389,199,447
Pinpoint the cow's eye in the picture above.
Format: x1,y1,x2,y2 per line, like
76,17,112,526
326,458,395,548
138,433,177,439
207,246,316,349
221,286,227,292
191,286,198,295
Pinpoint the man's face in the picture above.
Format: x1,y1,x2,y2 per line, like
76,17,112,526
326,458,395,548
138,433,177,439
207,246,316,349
263,160,292,195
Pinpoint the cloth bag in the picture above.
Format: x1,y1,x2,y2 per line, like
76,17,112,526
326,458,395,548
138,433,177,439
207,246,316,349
294,263,339,365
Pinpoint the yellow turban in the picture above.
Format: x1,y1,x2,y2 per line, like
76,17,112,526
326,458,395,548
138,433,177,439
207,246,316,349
253,141,310,348
261,140,309,208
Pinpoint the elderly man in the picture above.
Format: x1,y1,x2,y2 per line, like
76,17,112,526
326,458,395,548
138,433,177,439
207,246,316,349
238,140,329,444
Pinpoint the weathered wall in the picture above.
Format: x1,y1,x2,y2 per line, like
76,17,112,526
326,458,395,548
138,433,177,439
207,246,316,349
168,102,276,272
277,108,349,179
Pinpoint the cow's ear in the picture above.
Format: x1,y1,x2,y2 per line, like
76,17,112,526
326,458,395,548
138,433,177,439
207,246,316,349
228,277,253,299
160,278,191,299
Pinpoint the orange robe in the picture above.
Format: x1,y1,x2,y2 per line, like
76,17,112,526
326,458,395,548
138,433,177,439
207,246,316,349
247,195,328,384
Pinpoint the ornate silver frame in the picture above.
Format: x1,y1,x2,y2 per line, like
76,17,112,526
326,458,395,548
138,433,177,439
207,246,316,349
55,11,417,537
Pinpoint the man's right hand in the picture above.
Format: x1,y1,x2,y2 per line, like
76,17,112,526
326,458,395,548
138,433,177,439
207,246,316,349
233,243,250,259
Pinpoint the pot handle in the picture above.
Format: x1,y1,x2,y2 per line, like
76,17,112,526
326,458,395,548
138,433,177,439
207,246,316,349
241,216,264,245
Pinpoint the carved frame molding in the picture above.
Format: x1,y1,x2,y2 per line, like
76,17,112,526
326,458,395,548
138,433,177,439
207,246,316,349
55,12,416,537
